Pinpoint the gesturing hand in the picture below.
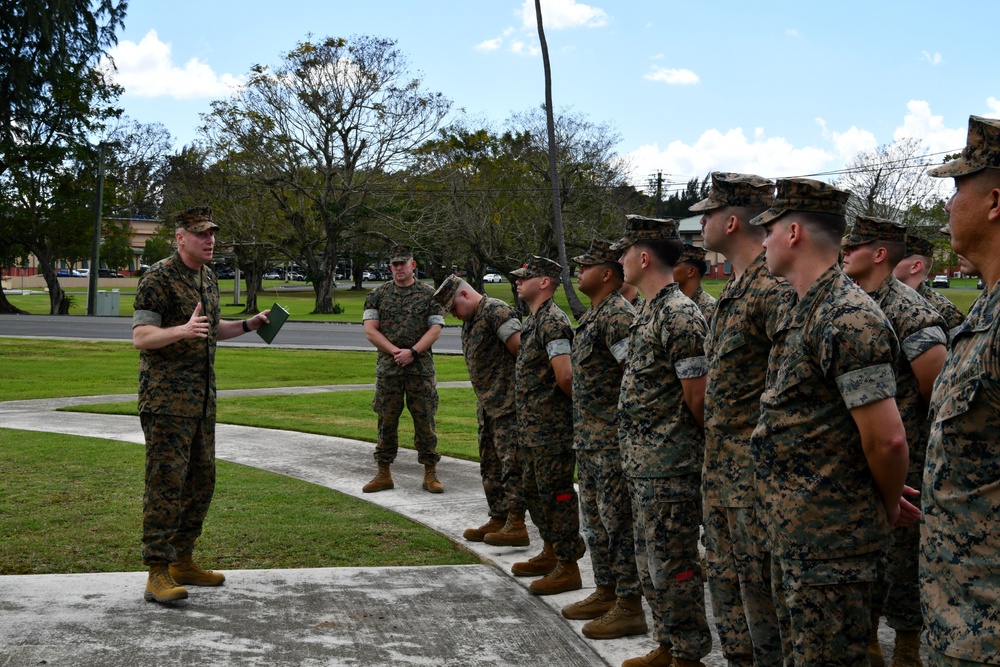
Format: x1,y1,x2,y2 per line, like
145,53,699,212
185,302,210,339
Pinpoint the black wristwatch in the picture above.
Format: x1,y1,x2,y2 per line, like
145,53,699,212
242,320,251,333
410,348,419,357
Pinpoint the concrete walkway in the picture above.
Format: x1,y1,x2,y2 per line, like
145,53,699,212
0,386,910,666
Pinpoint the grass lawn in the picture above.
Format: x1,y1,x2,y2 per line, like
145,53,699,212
0,429,479,575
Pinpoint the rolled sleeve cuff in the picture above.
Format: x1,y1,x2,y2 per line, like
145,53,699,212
902,326,947,362
546,338,572,359
363,309,380,321
427,315,446,327
610,338,629,364
675,355,708,379
133,310,161,328
497,319,522,343
836,363,896,410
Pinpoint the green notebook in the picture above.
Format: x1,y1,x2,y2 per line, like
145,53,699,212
256,303,290,344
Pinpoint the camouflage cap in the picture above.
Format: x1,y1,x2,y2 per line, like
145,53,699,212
749,178,850,227
510,254,563,279
610,214,680,251
172,206,218,233
432,273,462,311
905,232,935,258
389,245,413,263
677,244,708,264
927,115,1000,178
689,172,776,212
842,215,908,248
572,239,620,266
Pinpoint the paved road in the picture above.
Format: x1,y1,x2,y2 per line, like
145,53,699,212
0,313,465,354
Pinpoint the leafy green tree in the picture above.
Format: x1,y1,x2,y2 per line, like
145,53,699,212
142,236,172,266
101,219,133,272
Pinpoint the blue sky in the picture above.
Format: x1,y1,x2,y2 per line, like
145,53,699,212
106,0,998,194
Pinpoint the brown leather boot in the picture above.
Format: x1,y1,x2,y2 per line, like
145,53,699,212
422,464,444,493
888,630,923,667
144,563,188,603
463,516,505,542
363,463,393,493
529,560,581,596
621,643,673,667
582,594,648,639
483,511,529,547
561,585,616,620
169,552,225,586
511,541,556,577
869,625,886,667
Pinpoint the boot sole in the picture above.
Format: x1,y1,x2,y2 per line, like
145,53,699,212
530,581,583,596
511,564,556,577
561,604,616,620
483,535,530,547
144,589,189,603
421,484,444,493
362,484,394,493
582,622,649,640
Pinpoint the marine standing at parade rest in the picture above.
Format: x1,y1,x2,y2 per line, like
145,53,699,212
362,245,446,494
921,114,1000,667
615,215,712,667
750,179,917,666
133,206,271,603
673,244,717,323
510,255,587,596
561,240,647,641
841,215,947,667
432,275,528,548
692,172,786,667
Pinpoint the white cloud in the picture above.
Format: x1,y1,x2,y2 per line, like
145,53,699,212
104,29,242,100
627,127,833,187
644,66,699,85
893,100,966,155
786,28,800,37
518,0,609,30
816,117,878,162
475,37,503,53
921,50,942,65
986,97,1000,117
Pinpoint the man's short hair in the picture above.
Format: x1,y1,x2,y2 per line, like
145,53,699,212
797,211,848,248
635,238,684,268
882,240,907,266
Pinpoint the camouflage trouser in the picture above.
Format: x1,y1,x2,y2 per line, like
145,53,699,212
872,520,922,632
577,448,640,598
520,445,580,562
704,504,783,667
372,374,440,466
140,413,216,565
477,408,524,517
628,475,712,661
771,553,877,667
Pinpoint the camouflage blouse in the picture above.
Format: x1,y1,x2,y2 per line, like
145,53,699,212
703,252,792,508
364,280,446,377
571,290,634,451
921,285,1000,663
133,252,219,418
619,283,707,479
690,286,718,324
751,265,898,560
461,296,521,419
515,298,573,451
917,282,966,337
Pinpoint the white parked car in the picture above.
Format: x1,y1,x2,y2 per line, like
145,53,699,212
483,273,503,283
931,275,950,289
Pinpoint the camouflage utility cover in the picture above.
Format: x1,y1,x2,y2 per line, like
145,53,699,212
133,253,220,418
750,178,850,228
927,114,1000,178
751,265,898,560
921,286,1000,663
689,171,775,212
611,215,680,251
842,215,908,248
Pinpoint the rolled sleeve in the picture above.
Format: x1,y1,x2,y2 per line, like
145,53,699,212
427,314,445,327
363,308,380,321
902,326,947,362
610,337,629,364
133,309,161,328
546,338,572,359
675,354,708,379
497,318,522,343
836,363,896,410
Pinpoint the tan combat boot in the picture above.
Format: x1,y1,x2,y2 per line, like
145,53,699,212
888,630,923,667
363,463,394,493
483,510,530,547
582,594,648,639
144,563,188,603
169,552,226,586
869,625,886,667
529,559,582,596
621,643,673,667
422,464,444,493
463,516,505,542
511,541,556,577
561,585,616,620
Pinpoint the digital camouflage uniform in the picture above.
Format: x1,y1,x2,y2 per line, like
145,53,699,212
689,286,717,323
134,251,221,566
363,280,446,466
460,295,524,519
703,251,789,667
515,297,580,562
619,282,712,662
751,265,898,667
571,286,639,599
920,114,1000,666
918,282,966,338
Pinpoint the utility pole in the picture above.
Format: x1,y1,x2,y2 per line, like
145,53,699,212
86,142,106,316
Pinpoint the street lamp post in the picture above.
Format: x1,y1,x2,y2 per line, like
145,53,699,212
86,142,106,316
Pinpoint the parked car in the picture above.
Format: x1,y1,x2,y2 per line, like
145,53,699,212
98,268,123,278
977,278,985,290
362,270,375,280
215,268,235,279
264,270,282,280
931,275,950,289
56,269,84,277
483,272,504,283
76,268,90,277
